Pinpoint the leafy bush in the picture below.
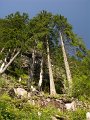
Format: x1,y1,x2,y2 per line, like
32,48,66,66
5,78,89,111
67,109,86,120
72,75,90,98
0,93,61,120
0,77,7,88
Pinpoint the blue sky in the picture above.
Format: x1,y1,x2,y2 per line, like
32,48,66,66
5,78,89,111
0,0,90,49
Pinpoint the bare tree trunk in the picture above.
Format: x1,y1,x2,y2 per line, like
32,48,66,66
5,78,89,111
59,32,72,91
0,50,20,74
0,48,4,53
38,57,43,91
30,49,35,81
47,39,56,96
0,62,5,72
28,49,35,90
0,51,10,72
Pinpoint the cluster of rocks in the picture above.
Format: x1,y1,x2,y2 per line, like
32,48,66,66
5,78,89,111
8,87,90,120
86,112,90,120
8,86,39,98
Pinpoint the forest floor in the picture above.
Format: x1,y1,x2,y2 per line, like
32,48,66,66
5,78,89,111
0,75,90,120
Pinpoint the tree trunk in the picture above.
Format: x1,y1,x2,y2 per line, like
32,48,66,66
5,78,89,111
0,48,4,53
59,32,72,91
38,57,43,91
28,49,35,90
47,39,56,96
0,62,5,72
0,51,10,72
0,50,20,74
30,49,35,81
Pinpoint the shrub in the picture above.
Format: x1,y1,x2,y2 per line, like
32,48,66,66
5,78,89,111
67,108,86,120
72,75,90,98
0,77,7,88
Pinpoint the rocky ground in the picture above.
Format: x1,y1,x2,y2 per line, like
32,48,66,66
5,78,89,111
0,75,90,120
7,87,90,120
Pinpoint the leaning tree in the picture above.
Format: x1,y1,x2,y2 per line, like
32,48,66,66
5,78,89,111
0,12,29,74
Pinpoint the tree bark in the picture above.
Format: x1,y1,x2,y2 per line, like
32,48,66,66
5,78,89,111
0,48,4,53
30,49,35,81
0,62,5,72
59,32,72,90
38,57,43,91
46,39,56,96
0,51,10,71
0,50,20,74
28,48,35,90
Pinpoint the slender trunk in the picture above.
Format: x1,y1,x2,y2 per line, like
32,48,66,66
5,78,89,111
0,62,5,72
0,50,20,74
32,48,35,71
47,39,56,95
28,48,35,90
30,49,35,81
0,48,4,53
27,66,31,91
59,32,72,90
0,48,5,64
11,48,16,57
0,55,9,72
38,57,43,91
